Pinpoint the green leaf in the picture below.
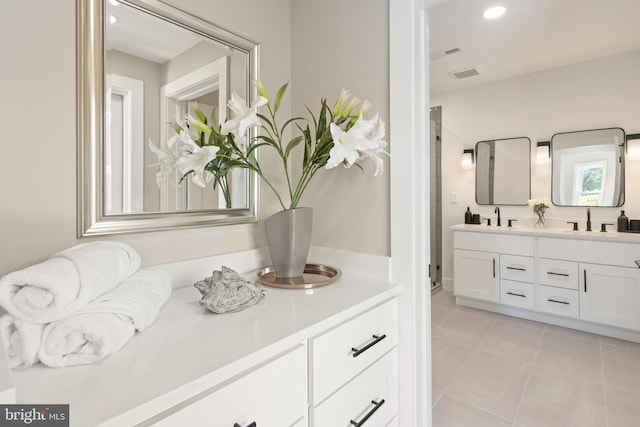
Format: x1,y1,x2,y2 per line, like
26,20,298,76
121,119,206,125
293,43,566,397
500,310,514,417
279,116,305,136
274,82,289,113
284,136,304,158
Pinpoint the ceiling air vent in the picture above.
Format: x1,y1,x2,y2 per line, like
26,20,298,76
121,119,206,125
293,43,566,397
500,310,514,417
449,67,480,80
430,46,463,60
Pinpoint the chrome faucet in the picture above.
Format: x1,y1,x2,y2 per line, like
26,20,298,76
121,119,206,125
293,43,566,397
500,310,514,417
495,207,501,226
586,208,592,231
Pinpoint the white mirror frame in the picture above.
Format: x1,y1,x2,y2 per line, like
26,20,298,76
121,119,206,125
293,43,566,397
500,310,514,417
77,0,260,236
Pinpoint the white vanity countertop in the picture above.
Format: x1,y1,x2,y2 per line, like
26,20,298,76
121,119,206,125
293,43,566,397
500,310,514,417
11,273,400,426
451,223,640,243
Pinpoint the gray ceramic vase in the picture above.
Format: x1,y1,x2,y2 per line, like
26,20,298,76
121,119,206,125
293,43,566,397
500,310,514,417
264,207,313,278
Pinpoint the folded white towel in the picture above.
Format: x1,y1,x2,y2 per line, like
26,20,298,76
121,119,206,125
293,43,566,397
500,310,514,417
0,314,44,369
38,269,171,368
0,241,141,324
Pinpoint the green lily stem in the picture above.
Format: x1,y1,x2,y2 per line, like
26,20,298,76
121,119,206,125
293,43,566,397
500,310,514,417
266,105,295,205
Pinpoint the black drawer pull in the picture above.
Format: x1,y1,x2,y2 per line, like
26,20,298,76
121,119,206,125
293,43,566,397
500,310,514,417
547,298,570,305
233,423,256,427
352,334,387,357
547,271,569,277
506,266,526,271
507,291,526,298
349,399,385,426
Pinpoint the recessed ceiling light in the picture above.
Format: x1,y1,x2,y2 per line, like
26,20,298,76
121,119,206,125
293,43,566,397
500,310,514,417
110,14,117,24
483,6,506,20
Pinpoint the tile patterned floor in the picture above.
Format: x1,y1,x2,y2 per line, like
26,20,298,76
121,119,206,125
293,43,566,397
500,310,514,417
431,289,640,427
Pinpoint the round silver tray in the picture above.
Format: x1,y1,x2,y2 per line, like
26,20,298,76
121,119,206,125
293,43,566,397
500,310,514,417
256,263,342,289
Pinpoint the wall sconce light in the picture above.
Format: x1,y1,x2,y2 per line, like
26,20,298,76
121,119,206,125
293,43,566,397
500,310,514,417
461,149,474,169
627,134,640,160
536,141,551,164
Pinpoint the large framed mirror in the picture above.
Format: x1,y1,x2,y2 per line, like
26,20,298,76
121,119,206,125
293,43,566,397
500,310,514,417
78,0,260,236
551,127,625,207
475,137,531,205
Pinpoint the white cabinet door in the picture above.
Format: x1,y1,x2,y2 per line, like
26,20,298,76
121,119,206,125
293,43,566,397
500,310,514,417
454,249,499,302
149,344,307,427
580,263,640,330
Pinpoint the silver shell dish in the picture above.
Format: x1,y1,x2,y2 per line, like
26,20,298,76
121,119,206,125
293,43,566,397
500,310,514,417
194,266,265,314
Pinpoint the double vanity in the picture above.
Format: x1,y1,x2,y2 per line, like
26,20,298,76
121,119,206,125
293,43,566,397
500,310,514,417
453,224,640,342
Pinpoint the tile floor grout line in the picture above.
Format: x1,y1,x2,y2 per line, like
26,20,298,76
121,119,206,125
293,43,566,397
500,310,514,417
439,393,516,426
511,324,546,427
433,309,486,402
600,336,610,427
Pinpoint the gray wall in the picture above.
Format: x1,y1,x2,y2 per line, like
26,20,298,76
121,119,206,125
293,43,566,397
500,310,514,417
291,0,390,256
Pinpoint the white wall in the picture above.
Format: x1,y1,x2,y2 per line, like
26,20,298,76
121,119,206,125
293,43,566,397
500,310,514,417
0,0,291,276
290,0,390,256
432,49,640,287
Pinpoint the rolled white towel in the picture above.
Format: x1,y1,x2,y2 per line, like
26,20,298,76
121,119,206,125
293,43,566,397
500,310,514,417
0,241,141,323
38,269,171,368
0,314,44,369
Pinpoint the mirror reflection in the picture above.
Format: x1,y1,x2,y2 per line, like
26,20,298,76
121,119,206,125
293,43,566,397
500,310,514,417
78,0,259,236
551,128,625,207
476,137,531,205
104,0,248,214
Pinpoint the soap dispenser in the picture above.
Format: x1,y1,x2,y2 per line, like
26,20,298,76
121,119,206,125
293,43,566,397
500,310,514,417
618,210,629,232
465,207,472,224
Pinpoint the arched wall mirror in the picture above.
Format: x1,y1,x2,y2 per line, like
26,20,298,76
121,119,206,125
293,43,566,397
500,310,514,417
78,0,260,236
475,137,531,205
551,127,625,207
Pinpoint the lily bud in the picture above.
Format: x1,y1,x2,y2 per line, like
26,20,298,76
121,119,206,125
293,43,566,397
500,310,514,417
333,89,351,116
254,79,269,102
341,96,360,118
354,99,371,117
186,114,212,135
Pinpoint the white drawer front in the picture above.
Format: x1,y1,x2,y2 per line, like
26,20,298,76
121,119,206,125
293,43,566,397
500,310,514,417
312,349,398,427
454,231,534,256
538,258,579,290
311,298,398,404
536,285,579,318
538,237,640,268
500,255,534,283
500,280,534,309
149,344,307,427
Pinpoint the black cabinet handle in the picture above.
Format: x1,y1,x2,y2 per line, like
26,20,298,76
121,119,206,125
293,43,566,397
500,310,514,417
584,269,587,292
547,271,570,277
492,258,496,278
352,334,386,357
547,298,570,305
506,266,526,271
507,291,526,298
233,423,256,427
349,399,385,426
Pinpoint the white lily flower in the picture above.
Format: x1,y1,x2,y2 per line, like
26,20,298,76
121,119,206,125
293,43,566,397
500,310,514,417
359,142,389,176
221,91,268,139
175,138,220,188
148,139,179,188
357,117,388,176
326,114,383,170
